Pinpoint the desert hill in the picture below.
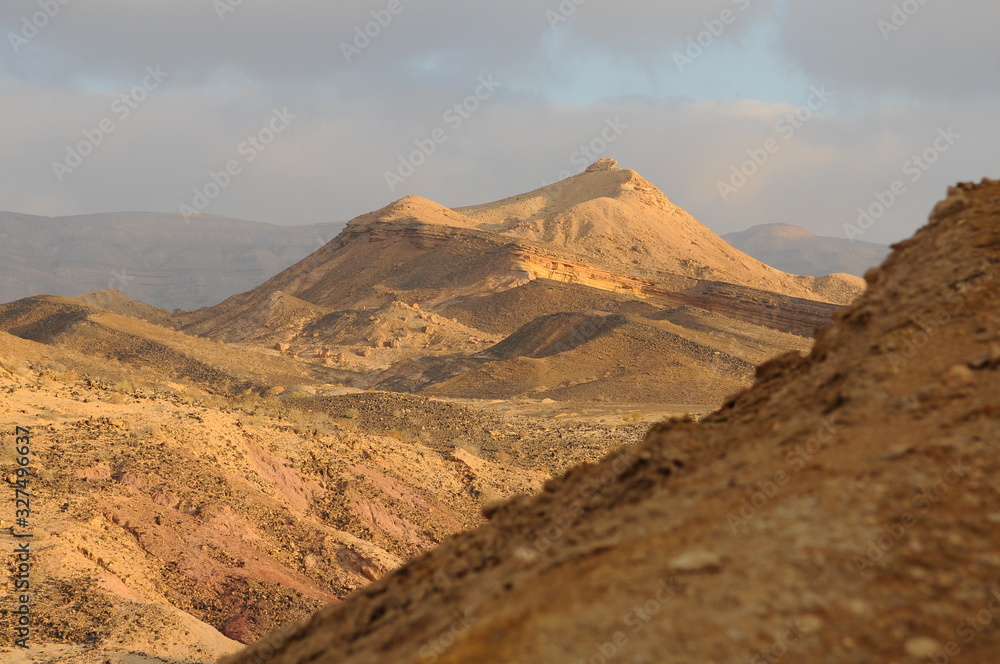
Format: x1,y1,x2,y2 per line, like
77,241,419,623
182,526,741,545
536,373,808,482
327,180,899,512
723,222,891,277
175,160,860,405
0,294,339,395
224,179,1000,663
182,160,862,336
0,210,344,311
457,159,860,300
414,308,810,405
0,320,648,663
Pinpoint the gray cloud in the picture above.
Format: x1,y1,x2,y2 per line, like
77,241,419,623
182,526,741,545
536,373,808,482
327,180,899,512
774,1,1000,102
0,0,997,246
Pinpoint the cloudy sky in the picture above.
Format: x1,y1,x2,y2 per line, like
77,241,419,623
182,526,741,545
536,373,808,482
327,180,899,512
1,0,996,244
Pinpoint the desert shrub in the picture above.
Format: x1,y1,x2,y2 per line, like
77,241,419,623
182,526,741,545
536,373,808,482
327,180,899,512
54,369,81,383
200,393,230,410
455,439,483,458
110,379,138,395
238,414,267,430
476,485,503,509
0,358,31,376
131,424,162,441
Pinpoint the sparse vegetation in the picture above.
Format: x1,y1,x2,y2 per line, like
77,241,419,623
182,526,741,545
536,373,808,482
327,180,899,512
0,358,31,376
110,379,139,395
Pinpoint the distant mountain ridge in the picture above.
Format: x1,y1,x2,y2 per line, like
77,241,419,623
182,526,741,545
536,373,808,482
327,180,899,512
722,223,890,277
174,159,864,404
0,161,869,406
0,210,345,310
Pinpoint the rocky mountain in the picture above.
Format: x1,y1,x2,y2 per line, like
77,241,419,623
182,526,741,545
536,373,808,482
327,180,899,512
0,210,344,311
722,223,891,277
177,160,863,405
225,180,1000,663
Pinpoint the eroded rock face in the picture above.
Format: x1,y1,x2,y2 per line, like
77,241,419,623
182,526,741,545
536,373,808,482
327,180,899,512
224,179,1000,663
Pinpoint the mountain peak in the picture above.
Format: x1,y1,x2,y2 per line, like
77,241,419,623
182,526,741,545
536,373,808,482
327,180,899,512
456,160,673,231
585,157,619,172
324,161,862,305
351,194,480,230
754,223,817,238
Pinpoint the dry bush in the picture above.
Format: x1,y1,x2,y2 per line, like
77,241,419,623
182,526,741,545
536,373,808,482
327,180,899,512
35,373,56,389
110,379,139,395
132,424,162,441
455,439,483,458
54,369,81,383
0,358,31,376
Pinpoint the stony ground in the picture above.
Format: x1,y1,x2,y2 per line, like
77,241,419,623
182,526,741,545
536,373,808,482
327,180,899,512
0,331,653,663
